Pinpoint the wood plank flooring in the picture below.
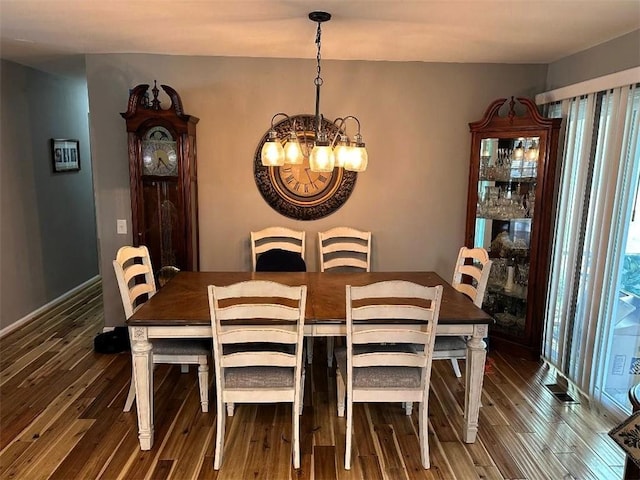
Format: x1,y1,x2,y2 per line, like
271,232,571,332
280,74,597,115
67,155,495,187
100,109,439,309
0,279,627,479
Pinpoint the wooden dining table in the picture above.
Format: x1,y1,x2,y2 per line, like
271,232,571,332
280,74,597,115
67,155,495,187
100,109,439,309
127,271,493,450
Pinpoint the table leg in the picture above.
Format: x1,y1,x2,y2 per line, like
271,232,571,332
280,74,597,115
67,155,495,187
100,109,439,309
129,326,154,450
463,324,488,443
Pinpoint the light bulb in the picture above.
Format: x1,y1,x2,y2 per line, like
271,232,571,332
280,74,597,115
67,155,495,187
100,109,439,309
261,130,285,166
334,134,351,168
344,135,368,172
283,132,303,164
309,144,335,172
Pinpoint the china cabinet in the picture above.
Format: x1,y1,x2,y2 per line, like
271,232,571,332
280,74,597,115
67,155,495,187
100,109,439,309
465,97,562,359
121,82,200,274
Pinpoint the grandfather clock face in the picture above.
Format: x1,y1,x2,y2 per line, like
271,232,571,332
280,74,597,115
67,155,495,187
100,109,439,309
142,126,178,176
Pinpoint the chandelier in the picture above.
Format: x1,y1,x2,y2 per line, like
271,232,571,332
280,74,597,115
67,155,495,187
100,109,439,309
261,11,368,173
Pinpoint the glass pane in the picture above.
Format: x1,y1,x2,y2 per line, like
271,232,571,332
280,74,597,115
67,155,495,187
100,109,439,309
475,136,539,338
543,96,590,366
600,87,640,413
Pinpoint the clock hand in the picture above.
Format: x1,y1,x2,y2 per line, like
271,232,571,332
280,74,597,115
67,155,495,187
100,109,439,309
157,156,168,167
305,168,314,183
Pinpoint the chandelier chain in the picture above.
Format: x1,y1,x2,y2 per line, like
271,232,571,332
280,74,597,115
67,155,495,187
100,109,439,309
314,22,323,87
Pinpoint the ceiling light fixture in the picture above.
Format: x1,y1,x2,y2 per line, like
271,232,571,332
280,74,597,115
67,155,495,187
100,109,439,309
261,11,368,172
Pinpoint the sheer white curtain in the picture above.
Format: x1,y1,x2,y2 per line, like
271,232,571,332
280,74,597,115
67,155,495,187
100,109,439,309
541,81,640,405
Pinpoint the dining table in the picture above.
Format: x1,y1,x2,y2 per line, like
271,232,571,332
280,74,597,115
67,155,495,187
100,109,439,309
127,271,493,450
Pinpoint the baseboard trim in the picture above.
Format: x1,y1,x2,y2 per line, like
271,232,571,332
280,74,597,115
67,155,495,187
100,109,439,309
0,275,101,339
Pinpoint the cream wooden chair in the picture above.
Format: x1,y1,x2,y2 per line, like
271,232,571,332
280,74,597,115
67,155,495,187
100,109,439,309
208,280,307,470
335,280,443,470
113,245,209,413
318,227,371,272
250,227,306,272
317,227,372,366
433,246,492,377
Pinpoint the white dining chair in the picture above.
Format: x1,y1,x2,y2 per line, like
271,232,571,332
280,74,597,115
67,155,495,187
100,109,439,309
250,227,306,272
334,280,443,470
433,246,492,377
113,245,210,413
318,227,371,272
208,280,307,470
316,226,372,367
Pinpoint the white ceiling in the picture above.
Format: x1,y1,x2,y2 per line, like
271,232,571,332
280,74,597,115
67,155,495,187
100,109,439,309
1,0,639,72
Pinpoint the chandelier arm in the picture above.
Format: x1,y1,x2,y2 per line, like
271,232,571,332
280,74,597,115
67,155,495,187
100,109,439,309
270,112,292,128
330,117,347,148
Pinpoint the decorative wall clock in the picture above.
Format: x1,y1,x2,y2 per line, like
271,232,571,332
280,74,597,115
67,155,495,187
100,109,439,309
254,114,357,221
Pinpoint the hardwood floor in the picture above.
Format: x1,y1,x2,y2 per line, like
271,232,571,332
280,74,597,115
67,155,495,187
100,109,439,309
0,279,627,479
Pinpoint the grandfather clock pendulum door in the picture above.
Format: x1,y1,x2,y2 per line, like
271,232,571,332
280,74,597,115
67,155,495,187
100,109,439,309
121,82,199,273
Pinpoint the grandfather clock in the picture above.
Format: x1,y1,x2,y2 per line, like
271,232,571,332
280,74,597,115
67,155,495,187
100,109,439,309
121,82,199,274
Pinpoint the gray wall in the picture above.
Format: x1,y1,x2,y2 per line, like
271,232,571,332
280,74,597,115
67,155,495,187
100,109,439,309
1,60,99,330
85,54,548,327
546,29,640,90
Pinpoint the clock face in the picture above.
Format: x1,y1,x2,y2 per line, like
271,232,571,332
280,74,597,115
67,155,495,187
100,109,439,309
142,126,178,176
277,161,333,198
254,114,357,221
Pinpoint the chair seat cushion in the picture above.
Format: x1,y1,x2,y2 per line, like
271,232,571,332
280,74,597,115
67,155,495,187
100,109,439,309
433,336,467,351
335,347,421,389
224,366,294,388
152,339,210,355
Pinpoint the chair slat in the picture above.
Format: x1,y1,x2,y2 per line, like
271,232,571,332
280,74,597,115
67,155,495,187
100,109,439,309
351,304,434,321
222,351,296,368
216,303,302,321
352,328,430,344
219,328,298,344
352,352,427,368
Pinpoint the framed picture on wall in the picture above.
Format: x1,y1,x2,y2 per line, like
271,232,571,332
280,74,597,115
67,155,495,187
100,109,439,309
51,138,80,173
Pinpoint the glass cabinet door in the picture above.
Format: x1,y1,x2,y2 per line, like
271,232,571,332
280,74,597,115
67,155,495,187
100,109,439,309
474,136,539,338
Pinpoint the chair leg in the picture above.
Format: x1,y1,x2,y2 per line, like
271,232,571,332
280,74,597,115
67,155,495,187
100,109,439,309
299,368,305,415
214,395,226,470
326,337,334,367
198,363,209,412
451,358,462,378
419,400,430,468
345,394,353,470
123,379,136,412
306,337,314,364
181,364,189,374
293,397,301,469
336,369,346,417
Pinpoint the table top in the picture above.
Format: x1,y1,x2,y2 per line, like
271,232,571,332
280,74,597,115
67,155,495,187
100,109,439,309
128,271,493,327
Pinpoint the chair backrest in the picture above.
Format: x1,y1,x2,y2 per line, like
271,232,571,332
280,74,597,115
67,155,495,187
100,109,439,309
451,247,492,307
255,248,307,272
346,281,443,400
318,227,371,272
208,281,307,398
251,227,306,271
112,245,157,319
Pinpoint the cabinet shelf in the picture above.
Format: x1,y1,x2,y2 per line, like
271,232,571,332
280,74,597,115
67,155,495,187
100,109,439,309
479,176,537,183
477,214,532,221
465,97,562,359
